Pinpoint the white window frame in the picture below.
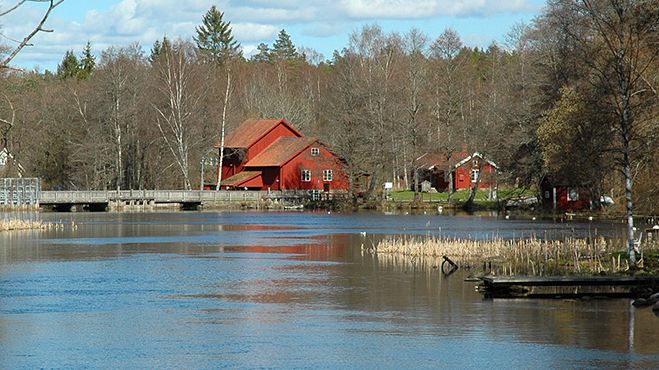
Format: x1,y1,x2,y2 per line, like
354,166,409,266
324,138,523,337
567,188,579,201
470,169,480,183
301,169,311,182
311,147,320,156
323,169,333,182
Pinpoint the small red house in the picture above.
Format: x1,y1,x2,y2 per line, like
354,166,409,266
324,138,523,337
414,151,497,192
539,175,591,211
215,118,349,192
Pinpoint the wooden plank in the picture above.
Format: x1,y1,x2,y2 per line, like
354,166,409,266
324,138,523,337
481,275,659,288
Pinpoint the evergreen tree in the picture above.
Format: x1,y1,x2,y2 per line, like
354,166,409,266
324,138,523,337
77,41,96,80
251,42,270,63
270,29,299,62
149,37,171,64
57,50,80,80
194,6,241,64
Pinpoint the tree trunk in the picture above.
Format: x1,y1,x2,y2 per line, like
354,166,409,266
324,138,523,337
216,68,231,190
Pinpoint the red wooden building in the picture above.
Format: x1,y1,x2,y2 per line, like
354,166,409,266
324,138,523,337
215,118,349,192
414,151,497,192
539,175,592,211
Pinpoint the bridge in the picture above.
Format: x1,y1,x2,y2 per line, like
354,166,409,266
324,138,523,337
0,178,333,211
39,189,313,211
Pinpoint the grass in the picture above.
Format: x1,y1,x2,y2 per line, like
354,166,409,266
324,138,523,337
372,236,659,276
388,187,536,203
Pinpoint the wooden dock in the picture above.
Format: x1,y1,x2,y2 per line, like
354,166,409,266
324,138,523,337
479,275,659,299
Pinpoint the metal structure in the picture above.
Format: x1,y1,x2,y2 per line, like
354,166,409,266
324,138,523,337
0,178,40,206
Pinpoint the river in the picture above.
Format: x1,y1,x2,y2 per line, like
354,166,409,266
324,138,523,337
1,211,657,368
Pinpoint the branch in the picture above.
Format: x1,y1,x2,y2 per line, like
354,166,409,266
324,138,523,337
0,0,65,69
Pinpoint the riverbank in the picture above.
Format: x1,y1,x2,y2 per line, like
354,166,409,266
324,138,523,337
372,236,659,276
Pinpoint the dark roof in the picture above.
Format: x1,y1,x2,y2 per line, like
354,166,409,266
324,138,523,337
221,170,262,187
215,118,301,149
245,137,317,167
415,150,470,170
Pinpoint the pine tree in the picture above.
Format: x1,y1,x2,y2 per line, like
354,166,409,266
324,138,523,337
77,41,96,80
57,50,80,80
270,29,299,62
194,6,241,64
251,42,270,63
149,37,171,64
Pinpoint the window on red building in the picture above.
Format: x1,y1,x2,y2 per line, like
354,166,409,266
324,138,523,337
301,169,311,182
470,169,479,183
323,169,333,182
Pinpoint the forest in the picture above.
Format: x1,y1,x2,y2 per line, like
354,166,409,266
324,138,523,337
0,0,657,215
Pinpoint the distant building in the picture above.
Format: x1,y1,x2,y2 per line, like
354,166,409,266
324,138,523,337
0,147,25,177
215,118,349,192
414,150,497,192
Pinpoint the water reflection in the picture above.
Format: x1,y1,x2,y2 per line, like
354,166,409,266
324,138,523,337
0,211,657,368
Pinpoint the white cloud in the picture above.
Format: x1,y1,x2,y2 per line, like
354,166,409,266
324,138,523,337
232,23,279,42
339,0,537,19
3,0,542,70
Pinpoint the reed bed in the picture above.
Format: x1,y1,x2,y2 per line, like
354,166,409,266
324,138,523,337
0,219,53,232
373,236,659,276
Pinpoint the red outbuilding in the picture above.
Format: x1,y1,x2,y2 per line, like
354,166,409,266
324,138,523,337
539,175,592,211
215,118,349,192
414,150,497,192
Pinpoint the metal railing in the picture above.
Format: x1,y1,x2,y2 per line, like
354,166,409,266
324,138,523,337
37,189,321,204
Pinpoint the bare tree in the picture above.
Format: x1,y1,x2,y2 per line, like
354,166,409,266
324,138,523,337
152,41,206,190
0,0,64,69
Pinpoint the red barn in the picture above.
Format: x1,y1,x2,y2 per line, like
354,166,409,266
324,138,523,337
215,118,349,192
414,151,497,192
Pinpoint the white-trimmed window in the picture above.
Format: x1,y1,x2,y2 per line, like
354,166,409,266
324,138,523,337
311,147,320,156
301,169,311,182
323,169,333,182
567,188,579,201
470,169,480,183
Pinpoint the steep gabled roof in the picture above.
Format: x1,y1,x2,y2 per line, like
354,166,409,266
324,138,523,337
453,152,498,169
415,150,470,171
215,118,302,149
245,136,317,167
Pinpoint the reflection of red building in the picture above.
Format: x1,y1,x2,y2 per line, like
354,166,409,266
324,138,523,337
224,233,350,261
216,118,349,192
414,151,497,192
539,175,591,211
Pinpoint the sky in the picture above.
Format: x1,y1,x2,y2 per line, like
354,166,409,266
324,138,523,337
1,0,547,72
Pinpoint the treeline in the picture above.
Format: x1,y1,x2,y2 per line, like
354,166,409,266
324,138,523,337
0,2,657,214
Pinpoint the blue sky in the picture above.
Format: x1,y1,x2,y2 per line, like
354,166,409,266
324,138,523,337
2,0,546,71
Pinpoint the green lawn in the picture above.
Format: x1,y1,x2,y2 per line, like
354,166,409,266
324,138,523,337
388,187,536,202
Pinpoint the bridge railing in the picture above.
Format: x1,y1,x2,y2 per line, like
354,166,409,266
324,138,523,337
39,190,288,204
38,189,344,204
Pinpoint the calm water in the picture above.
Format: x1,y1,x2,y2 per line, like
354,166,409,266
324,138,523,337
1,211,658,369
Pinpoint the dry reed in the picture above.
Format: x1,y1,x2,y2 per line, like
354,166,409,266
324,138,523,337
373,235,659,276
0,219,52,232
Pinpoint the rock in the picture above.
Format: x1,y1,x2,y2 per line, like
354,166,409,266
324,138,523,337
632,298,650,307
648,292,659,304
653,301,659,311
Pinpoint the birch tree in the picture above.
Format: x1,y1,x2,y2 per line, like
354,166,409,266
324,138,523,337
152,41,206,190
544,0,659,268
